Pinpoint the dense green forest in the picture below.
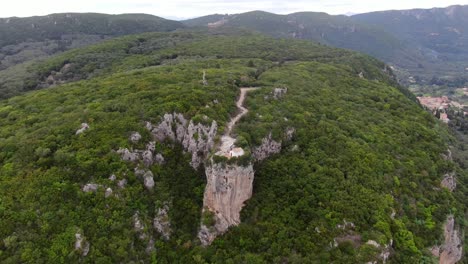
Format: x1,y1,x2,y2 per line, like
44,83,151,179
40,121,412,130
184,6,468,98
0,13,185,93
0,29,464,263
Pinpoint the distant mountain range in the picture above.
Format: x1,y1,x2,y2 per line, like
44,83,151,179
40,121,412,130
183,5,468,86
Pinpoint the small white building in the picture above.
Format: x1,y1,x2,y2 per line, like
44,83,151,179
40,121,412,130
229,147,245,158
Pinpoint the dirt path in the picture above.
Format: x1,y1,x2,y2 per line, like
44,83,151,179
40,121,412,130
224,87,259,136
217,87,259,155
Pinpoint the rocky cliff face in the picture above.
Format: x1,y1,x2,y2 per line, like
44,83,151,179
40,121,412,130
146,113,217,169
441,172,457,192
153,204,172,240
253,133,282,161
439,215,463,264
198,163,255,245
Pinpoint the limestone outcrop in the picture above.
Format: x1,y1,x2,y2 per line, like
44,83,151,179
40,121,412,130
75,123,89,135
146,113,217,169
253,133,282,161
273,87,288,99
439,215,463,264
198,163,255,246
82,183,100,193
154,204,172,240
117,141,164,166
441,172,457,192
130,132,142,143
133,213,147,240
74,233,90,256
143,171,155,190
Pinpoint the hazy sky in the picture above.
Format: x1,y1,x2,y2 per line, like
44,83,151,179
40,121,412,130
1,0,467,19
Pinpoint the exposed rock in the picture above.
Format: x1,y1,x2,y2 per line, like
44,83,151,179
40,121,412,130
440,215,463,264
105,187,113,198
441,172,457,192
198,225,215,247
198,162,255,245
431,245,441,257
380,250,390,264
380,239,393,264
142,150,154,167
366,240,381,248
147,113,217,169
285,127,296,140
82,183,100,193
108,174,116,181
202,70,208,86
253,133,282,161
130,132,142,143
133,213,146,240
117,148,140,162
153,204,171,240
330,238,339,248
43,63,74,87
118,140,164,170
154,153,165,165
143,171,155,190
273,87,288,99
74,233,90,256
75,123,89,135
118,179,127,189
337,219,355,230
442,149,453,161
145,121,153,131
208,17,228,28
134,167,146,177
146,141,155,151
145,237,155,254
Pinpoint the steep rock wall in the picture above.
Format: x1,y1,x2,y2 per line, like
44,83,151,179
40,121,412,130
198,163,254,245
440,215,463,264
253,133,282,161
146,113,217,169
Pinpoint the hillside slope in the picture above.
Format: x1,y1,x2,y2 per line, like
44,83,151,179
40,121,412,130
0,30,464,263
354,5,468,86
184,7,468,92
183,11,414,63
0,13,184,47
0,13,184,94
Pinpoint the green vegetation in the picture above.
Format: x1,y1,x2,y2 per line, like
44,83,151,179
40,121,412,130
184,11,409,63
0,13,185,98
184,7,468,100
0,30,464,263
0,13,183,48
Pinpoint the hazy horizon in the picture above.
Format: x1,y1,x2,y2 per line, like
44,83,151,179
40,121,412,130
1,0,467,20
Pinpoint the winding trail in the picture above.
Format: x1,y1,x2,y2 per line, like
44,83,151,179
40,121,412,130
217,87,259,156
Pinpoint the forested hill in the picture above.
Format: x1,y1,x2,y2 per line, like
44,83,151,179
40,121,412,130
0,29,464,263
0,13,184,47
182,11,411,63
183,6,468,88
353,5,468,85
0,13,185,87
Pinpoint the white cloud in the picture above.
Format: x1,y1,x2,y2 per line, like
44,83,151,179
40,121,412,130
0,0,467,19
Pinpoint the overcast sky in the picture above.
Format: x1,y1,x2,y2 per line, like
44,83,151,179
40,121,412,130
1,0,468,20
